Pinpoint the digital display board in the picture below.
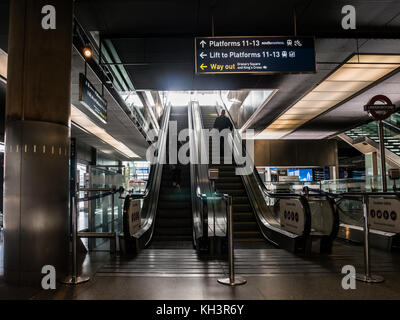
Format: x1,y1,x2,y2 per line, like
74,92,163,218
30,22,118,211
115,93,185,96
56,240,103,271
288,168,313,182
195,36,316,74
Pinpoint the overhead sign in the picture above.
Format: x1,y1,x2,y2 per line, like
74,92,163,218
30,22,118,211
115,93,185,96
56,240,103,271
195,36,316,74
279,199,305,235
369,198,400,233
79,73,108,123
364,95,396,120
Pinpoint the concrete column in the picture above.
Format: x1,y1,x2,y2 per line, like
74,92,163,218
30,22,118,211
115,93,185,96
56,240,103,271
329,166,339,180
4,0,73,285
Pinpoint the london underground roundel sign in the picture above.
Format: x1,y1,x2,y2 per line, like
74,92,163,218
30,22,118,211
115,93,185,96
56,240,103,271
364,95,396,121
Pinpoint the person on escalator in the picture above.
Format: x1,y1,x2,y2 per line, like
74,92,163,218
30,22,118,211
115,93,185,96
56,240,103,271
212,109,233,160
171,141,183,191
171,164,181,191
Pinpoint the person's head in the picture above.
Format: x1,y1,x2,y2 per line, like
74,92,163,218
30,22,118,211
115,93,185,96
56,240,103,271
220,110,226,117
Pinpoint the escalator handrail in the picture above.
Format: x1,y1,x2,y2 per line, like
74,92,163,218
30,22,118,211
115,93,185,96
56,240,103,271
215,98,339,241
213,99,312,240
189,101,225,244
124,103,172,245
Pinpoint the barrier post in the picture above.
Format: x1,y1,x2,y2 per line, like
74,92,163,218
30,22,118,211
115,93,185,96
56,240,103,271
60,194,90,285
355,194,384,283
218,195,246,286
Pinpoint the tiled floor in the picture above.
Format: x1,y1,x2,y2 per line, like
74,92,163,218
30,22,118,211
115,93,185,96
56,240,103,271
2,233,400,300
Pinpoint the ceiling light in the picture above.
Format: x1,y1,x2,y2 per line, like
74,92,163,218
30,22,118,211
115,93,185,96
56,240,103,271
260,54,400,139
71,105,138,158
83,46,93,59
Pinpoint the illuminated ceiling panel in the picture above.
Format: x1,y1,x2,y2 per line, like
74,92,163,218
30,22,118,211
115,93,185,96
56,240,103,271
259,54,400,139
71,105,139,158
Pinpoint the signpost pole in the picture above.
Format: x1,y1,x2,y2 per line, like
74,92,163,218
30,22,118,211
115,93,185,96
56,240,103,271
355,195,384,283
378,120,387,192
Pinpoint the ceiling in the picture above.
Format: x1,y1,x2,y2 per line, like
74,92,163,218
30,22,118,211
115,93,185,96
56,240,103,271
1,0,400,140
71,48,149,159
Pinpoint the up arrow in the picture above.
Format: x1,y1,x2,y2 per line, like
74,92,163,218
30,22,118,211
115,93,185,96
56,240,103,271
200,63,207,71
200,52,207,59
200,40,207,48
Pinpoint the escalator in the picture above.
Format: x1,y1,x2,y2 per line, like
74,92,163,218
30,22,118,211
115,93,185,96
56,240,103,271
123,100,339,255
123,103,209,252
152,107,192,243
197,102,339,253
200,106,264,244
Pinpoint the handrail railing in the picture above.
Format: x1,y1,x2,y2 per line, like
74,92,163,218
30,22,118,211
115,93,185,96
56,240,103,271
123,103,172,250
214,100,312,240
189,101,226,249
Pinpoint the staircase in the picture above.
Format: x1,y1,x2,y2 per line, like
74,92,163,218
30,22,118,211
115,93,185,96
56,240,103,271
200,105,264,243
339,117,400,168
152,106,192,242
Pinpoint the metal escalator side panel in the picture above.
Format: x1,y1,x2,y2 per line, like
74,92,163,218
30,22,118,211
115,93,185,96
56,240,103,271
123,103,172,250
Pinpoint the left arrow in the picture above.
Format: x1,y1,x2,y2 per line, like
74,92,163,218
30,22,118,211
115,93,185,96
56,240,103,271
200,52,207,59
200,63,207,71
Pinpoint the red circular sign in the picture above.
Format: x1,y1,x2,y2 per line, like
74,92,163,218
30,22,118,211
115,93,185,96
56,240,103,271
367,95,394,120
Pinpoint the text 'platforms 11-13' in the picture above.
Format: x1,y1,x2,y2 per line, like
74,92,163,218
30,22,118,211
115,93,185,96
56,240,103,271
195,36,316,74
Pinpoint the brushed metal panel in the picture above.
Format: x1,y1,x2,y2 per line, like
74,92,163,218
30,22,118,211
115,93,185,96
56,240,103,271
4,121,70,285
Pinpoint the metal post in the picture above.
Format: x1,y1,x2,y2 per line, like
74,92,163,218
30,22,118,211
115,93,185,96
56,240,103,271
218,195,246,286
60,195,90,285
355,195,384,283
378,120,387,192
111,188,115,233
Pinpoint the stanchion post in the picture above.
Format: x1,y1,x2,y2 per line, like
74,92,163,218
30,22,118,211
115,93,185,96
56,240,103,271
218,195,246,286
355,194,384,283
60,194,90,285
378,120,387,192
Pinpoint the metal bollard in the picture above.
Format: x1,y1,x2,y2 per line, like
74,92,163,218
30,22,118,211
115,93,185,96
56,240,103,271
218,195,246,286
355,195,384,283
60,195,90,285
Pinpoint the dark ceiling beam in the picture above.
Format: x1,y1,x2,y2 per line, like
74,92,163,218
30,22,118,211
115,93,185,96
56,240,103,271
99,30,400,41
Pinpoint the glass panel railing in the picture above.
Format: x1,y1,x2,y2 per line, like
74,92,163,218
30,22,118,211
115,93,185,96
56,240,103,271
320,177,398,193
345,118,400,157
119,91,150,133
88,166,125,249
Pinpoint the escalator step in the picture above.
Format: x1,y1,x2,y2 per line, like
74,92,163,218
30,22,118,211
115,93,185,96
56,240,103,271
232,204,252,212
216,176,241,182
232,196,250,204
155,227,193,236
233,231,263,239
153,235,192,241
218,189,247,195
233,221,259,231
158,201,191,209
157,209,191,218
234,238,265,242
155,218,192,228
214,182,243,189
232,212,255,221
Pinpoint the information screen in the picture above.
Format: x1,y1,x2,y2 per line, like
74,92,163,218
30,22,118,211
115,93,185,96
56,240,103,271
195,36,316,74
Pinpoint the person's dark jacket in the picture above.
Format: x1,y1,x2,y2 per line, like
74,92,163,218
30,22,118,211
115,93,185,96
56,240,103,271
213,115,233,131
